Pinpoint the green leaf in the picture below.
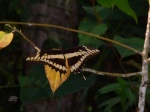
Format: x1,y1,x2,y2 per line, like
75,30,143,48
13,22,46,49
19,65,97,105
55,74,96,96
117,77,128,88
18,65,53,106
96,0,137,22
125,88,136,106
82,6,110,21
114,36,144,58
97,0,115,7
97,83,121,95
98,97,121,112
78,18,106,47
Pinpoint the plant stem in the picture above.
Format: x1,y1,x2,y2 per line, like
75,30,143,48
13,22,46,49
138,6,150,112
83,68,141,77
5,24,41,53
0,21,142,55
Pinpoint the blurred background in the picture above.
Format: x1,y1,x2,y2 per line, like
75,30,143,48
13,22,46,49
0,0,150,112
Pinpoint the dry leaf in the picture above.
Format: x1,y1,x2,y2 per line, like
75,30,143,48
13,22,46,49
0,31,13,49
44,58,71,93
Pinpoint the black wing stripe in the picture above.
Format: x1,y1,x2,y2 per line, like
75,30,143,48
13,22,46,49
26,46,100,74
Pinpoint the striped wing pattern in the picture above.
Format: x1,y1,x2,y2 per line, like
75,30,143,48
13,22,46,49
26,46,100,74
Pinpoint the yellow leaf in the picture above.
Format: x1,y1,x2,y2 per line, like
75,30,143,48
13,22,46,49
0,31,13,49
44,57,71,93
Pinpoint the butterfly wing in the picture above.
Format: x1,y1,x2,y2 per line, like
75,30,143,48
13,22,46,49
26,46,100,73
64,46,100,73
26,49,67,74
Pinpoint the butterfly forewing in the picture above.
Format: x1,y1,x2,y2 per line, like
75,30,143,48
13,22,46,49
64,46,100,73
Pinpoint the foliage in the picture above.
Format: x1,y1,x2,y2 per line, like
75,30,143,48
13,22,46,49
78,18,106,47
96,0,137,22
114,36,144,58
19,64,96,106
78,0,148,111
96,78,137,112
0,31,14,49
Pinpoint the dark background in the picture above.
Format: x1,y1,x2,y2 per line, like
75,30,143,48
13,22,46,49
0,0,149,112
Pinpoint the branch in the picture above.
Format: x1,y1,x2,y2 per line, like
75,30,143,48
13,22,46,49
5,24,40,53
137,5,150,112
0,21,142,55
147,57,150,61
83,68,141,77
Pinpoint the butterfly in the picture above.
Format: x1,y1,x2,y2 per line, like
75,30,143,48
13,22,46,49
26,46,100,74
26,46,100,93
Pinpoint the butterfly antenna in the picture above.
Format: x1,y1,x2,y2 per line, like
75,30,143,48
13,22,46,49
81,72,86,80
82,75,86,80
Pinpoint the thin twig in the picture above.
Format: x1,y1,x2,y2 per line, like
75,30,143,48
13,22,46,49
0,21,142,55
83,68,141,77
5,24,41,53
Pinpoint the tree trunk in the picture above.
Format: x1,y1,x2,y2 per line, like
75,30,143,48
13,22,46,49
21,0,85,112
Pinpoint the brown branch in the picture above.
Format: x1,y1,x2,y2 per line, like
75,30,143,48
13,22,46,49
0,21,142,55
83,68,141,77
5,24,41,53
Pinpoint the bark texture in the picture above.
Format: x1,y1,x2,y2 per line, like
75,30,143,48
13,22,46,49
21,0,84,112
